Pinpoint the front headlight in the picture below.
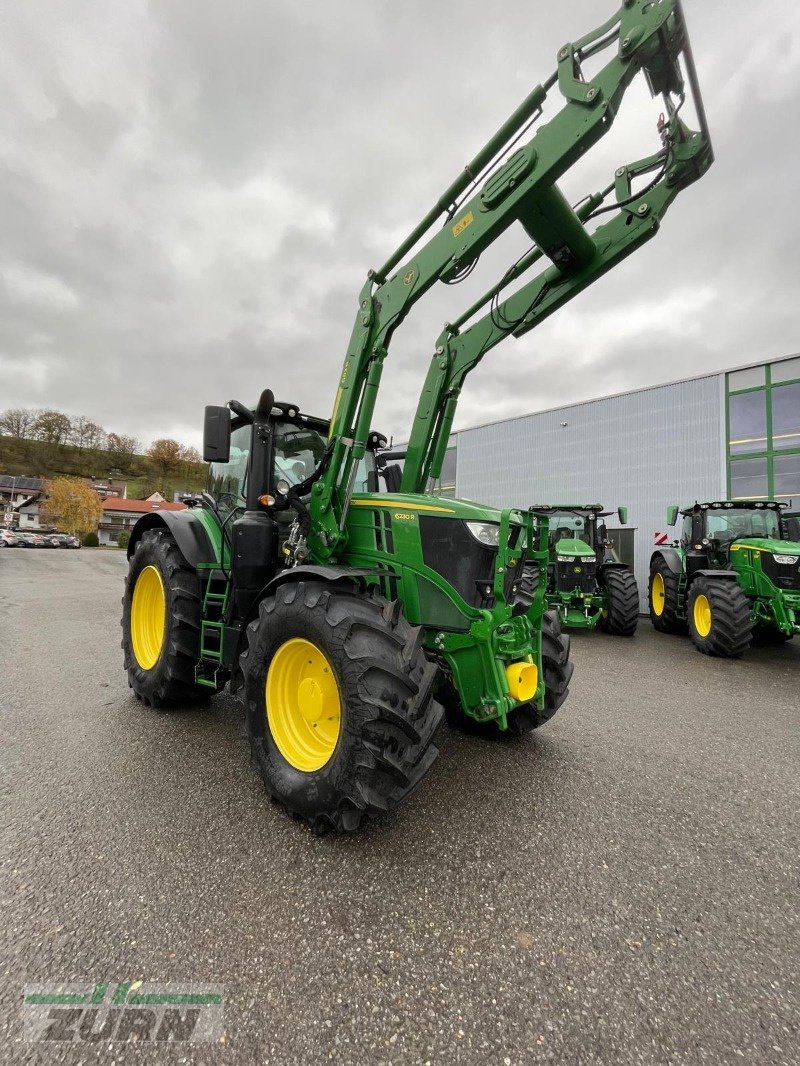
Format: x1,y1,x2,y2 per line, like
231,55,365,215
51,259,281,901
773,554,799,564
464,521,500,547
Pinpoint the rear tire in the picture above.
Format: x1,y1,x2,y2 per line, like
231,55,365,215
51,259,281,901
598,568,639,636
443,610,573,737
649,557,685,633
687,576,752,658
239,581,443,833
121,528,210,707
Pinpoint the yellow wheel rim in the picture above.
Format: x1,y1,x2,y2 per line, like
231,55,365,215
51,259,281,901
693,593,712,638
130,565,166,670
266,638,342,772
651,572,666,617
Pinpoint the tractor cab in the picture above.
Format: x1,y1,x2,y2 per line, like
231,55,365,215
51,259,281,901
200,391,383,621
536,505,628,595
670,500,796,578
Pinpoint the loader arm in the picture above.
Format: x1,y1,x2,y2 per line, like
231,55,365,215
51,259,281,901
309,0,712,559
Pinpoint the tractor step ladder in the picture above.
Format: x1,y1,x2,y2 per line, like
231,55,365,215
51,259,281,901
197,570,229,688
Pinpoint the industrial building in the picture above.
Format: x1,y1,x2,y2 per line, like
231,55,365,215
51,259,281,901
438,352,800,612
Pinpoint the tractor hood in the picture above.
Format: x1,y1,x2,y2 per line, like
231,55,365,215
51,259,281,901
731,537,800,556
351,492,505,523
554,538,595,558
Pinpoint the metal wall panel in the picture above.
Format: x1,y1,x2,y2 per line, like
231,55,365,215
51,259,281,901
456,376,726,612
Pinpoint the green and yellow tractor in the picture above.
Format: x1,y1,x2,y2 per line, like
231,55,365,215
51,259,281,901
121,1,712,831
523,505,639,634
649,501,800,656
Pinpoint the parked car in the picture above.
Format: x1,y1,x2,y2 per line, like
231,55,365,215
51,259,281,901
0,529,19,547
17,532,46,547
42,533,66,548
64,535,81,548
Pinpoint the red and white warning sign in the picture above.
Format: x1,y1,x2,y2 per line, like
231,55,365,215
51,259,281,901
654,532,669,545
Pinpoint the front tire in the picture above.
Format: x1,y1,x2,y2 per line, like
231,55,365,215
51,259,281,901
598,568,639,636
121,528,209,707
687,576,752,658
649,557,685,633
239,581,443,833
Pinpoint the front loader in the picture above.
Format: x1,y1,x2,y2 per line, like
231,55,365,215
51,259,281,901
649,501,800,656
122,0,713,832
524,505,639,634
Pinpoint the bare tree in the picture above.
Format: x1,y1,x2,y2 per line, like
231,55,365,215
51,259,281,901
70,415,103,450
0,408,35,439
31,409,72,446
106,432,140,469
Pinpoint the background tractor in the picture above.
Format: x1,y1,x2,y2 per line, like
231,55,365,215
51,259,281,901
649,501,800,656
121,0,712,832
523,505,639,635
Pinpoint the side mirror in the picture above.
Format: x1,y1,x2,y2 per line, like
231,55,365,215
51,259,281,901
666,505,679,527
203,406,231,463
617,506,628,525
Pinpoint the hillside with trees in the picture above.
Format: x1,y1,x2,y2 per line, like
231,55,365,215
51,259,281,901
0,407,207,501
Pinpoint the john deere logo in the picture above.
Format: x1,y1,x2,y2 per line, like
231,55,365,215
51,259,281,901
403,270,416,285
24,982,224,1043
574,566,582,573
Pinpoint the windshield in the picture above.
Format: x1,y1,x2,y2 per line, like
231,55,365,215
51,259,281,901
273,422,376,493
706,508,781,540
550,512,593,546
207,420,250,519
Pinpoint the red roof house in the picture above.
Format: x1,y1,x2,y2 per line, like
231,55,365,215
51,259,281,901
99,496,186,546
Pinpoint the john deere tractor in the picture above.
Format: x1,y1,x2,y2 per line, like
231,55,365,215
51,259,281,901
121,0,712,832
649,501,800,656
524,505,639,634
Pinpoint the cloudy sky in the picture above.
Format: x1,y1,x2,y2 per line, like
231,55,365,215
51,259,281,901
1,1,799,449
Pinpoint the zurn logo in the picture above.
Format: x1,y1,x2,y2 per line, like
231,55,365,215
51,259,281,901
24,981,224,1043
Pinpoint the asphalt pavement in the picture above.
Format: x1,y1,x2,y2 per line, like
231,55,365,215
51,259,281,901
1,548,798,1065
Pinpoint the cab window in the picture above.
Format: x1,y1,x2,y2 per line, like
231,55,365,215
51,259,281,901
680,515,693,547
272,422,377,493
207,420,251,519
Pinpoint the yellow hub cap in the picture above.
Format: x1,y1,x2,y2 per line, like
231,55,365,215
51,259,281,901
130,565,166,670
693,593,712,637
651,572,666,617
266,638,342,772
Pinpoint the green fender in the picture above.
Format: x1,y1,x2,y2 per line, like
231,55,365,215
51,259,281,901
127,510,216,568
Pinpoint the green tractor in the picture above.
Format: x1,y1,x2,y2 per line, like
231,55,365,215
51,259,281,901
524,505,639,634
649,501,800,656
121,1,712,831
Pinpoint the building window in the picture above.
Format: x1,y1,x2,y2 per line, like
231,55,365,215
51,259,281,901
728,365,765,390
771,356,800,384
730,457,769,500
726,361,800,501
773,453,800,502
771,381,800,451
728,390,767,454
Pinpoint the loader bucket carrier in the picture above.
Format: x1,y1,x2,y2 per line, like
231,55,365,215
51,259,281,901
122,0,713,833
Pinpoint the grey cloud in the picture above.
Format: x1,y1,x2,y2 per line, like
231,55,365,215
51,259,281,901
0,1,798,450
